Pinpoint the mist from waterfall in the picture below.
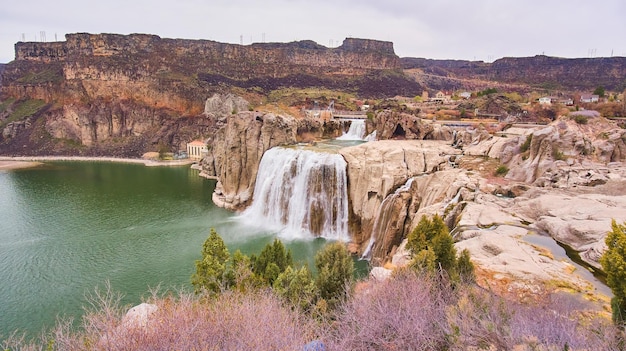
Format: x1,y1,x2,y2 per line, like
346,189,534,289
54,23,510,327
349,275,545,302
241,147,350,241
337,119,366,141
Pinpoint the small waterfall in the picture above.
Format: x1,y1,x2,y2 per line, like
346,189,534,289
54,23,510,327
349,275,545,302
241,147,349,241
361,178,415,260
364,130,377,142
337,119,366,140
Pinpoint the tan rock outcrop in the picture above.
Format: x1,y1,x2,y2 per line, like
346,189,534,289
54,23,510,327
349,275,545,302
339,140,461,253
202,112,297,210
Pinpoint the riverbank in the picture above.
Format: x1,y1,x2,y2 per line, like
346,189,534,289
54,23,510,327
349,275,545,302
0,156,197,170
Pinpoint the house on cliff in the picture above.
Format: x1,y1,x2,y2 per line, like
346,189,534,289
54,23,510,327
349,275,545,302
580,94,600,103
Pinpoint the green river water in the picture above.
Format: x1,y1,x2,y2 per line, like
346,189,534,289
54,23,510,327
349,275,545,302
0,161,349,338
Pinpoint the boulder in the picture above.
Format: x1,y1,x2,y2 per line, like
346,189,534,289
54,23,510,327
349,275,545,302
121,303,158,332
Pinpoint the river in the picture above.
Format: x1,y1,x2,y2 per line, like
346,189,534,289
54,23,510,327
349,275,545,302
0,161,342,338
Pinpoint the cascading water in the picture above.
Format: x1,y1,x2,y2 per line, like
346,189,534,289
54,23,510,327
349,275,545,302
241,147,350,241
337,119,366,140
361,177,415,260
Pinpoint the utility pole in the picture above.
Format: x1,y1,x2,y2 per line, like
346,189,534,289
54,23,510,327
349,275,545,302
40,31,46,42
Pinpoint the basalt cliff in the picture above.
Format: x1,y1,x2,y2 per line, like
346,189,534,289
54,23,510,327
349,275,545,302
0,33,419,156
402,55,626,91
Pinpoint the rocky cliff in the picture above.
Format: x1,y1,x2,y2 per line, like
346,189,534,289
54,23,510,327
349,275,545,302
402,55,626,91
0,33,420,156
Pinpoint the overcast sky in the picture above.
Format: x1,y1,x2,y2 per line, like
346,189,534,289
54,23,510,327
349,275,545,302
1,0,625,63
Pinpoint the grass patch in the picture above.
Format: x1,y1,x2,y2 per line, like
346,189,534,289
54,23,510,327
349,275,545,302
16,68,63,84
520,134,532,153
0,98,16,114
0,99,47,128
494,165,509,176
552,147,566,161
572,114,588,125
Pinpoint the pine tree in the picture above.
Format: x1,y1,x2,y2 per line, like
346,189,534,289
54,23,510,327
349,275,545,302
191,228,230,294
251,238,294,285
600,220,626,325
274,266,317,312
314,242,354,309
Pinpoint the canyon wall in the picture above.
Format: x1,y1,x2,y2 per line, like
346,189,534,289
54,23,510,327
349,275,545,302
1,33,418,156
402,55,626,91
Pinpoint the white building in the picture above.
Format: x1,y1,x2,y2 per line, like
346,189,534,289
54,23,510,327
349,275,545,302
580,94,600,103
538,96,554,105
186,140,208,160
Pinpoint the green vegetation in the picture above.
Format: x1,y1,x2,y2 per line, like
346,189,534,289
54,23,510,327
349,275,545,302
191,228,230,294
314,241,354,310
572,114,589,124
6,228,620,350
16,68,63,84
552,147,566,161
191,229,354,314
407,214,475,283
0,99,47,128
593,86,606,98
494,165,509,176
600,220,626,325
520,134,533,153
250,238,293,285
0,97,16,114
476,87,498,97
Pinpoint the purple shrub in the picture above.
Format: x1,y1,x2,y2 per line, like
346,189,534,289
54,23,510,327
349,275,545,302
323,271,451,350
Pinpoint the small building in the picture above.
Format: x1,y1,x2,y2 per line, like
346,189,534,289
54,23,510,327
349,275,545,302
431,91,451,104
186,140,208,160
580,94,600,103
458,91,471,99
538,96,554,105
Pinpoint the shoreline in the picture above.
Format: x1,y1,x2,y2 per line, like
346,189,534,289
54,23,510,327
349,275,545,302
0,156,197,171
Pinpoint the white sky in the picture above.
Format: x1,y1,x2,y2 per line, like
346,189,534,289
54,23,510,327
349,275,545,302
1,0,625,63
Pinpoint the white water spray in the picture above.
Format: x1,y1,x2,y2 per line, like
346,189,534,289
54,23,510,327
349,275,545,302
241,147,350,241
337,119,366,141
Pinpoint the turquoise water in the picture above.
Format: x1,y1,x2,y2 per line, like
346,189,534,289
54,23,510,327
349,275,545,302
0,161,352,338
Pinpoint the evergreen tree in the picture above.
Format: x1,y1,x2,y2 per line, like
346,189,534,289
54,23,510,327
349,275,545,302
457,249,476,283
315,242,354,309
251,238,294,285
274,265,317,312
600,220,626,325
191,229,230,294
406,214,475,283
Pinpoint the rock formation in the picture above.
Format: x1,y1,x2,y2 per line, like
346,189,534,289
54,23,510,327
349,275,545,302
401,55,626,91
201,111,298,210
339,140,461,253
1,33,420,156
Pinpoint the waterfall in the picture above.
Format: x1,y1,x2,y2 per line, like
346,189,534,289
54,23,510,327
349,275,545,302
241,147,350,241
337,119,366,140
361,178,415,260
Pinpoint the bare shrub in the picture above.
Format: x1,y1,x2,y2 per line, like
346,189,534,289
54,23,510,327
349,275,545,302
38,288,316,351
323,271,451,351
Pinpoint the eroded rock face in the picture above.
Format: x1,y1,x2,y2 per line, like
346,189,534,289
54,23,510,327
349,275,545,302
505,118,626,185
339,140,461,253
369,111,453,141
202,112,297,210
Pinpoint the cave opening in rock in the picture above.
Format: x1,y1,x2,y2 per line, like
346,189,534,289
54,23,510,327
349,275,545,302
392,124,406,139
